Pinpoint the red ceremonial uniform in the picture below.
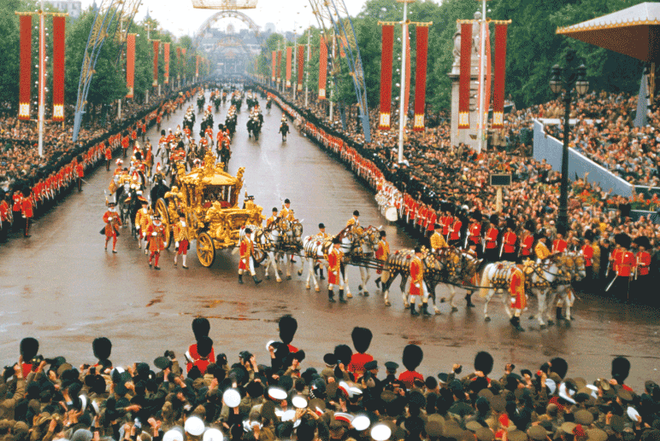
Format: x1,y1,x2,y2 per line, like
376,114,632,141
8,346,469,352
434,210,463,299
21,197,33,219
637,251,651,276
348,352,374,377
76,163,84,178
327,247,343,285
398,370,424,389
552,239,567,254
103,209,121,237
449,220,462,242
147,223,166,252
409,256,423,296
186,343,216,373
520,233,534,257
610,248,622,273
469,222,482,245
503,232,517,254
616,251,635,277
238,236,253,271
582,244,593,267
485,227,499,249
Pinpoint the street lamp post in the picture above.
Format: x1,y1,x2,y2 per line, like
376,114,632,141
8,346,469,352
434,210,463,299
549,51,589,233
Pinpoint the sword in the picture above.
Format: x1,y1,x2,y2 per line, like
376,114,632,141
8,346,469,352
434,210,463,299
605,275,617,292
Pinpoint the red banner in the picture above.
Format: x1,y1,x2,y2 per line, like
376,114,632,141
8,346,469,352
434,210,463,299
413,26,429,131
318,37,327,99
297,44,305,91
126,34,136,98
379,25,394,130
19,15,32,120
164,42,170,84
286,46,292,88
196,55,200,78
271,50,276,82
492,24,508,129
276,50,282,83
459,23,472,129
152,40,159,86
52,16,65,122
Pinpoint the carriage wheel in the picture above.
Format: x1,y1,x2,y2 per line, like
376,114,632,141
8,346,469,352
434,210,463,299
155,198,172,249
197,232,216,267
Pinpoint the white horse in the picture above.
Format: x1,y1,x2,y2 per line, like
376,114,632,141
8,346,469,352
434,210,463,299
479,261,528,330
271,219,304,280
436,248,484,312
301,234,334,292
340,225,381,298
529,253,586,326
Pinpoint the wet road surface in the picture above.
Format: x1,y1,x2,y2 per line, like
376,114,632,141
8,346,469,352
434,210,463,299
1,91,659,388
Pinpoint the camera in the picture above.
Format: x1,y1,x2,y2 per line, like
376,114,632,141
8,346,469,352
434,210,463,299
31,355,44,365
454,365,462,375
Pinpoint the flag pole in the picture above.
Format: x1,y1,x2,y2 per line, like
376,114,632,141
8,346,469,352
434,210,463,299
38,0,45,157
477,0,487,153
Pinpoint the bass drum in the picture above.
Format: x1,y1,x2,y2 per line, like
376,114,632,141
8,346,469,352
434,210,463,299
385,206,398,222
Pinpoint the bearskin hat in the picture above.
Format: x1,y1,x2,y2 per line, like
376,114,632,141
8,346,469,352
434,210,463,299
402,344,424,372
634,236,651,249
615,233,631,249
611,356,631,383
506,218,516,230
584,229,595,242
278,315,298,345
550,357,568,380
524,219,536,233
92,337,112,361
192,317,211,341
20,338,39,361
474,351,494,376
351,327,373,354
334,344,353,366
489,214,499,225
197,336,213,358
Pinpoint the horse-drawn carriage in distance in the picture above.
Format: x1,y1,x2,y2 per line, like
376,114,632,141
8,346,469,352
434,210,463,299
155,151,264,267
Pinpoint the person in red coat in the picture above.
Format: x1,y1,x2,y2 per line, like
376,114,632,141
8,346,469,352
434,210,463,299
633,236,652,303
185,318,216,373
327,237,345,303
102,201,122,252
348,327,373,378
105,145,113,171
398,344,424,389
21,188,33,238
146,214,166,269
409,247,430,316
75,156,84,192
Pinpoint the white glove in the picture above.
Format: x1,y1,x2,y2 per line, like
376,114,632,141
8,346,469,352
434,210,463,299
175,241,179,247
152,232,157,236
415,283,420,289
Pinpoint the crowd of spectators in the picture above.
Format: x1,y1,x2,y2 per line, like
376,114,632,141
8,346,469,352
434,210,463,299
0,317,658,441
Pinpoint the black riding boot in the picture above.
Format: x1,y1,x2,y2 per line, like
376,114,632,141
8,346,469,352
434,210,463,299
319,268,325,280
410,303,419,316
466,293,475,307
511,316,525,332
238,274,243,284
421,302,431,316
328,289,335,303
253,275,262,285
339,289,347,303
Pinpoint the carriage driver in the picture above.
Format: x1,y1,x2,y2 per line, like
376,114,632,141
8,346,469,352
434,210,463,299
430,224,449,254
238,227,262,285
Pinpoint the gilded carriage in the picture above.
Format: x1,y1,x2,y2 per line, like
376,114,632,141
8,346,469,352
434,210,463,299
155,152,264,267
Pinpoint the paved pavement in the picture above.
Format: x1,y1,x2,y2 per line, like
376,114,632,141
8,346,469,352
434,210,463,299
1,90,659,388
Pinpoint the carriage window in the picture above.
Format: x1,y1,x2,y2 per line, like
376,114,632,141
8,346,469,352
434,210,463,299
202,186,232,209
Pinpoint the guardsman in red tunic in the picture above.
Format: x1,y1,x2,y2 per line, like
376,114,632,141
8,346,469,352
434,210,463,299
173,213,191,269
467,212,482,256
581,231,595,288
501,219,517,262
0,191,10,242
519,227,534,261
238,227,261,285
552,231,568,255
327,237,345,303
634,236,652,301
146,213,166,270
121,133,130,158
12,191,22,233
610,233,634,303
409,247,430,316
20,188,33,238
102,201,121,252
449,216,463,247
509,266,526,331
484,215,500,262
105,144,112,171
374,230,390,289
75,156,84,192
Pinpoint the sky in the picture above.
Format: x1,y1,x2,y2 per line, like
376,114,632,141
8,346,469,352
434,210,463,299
78,0,369,37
